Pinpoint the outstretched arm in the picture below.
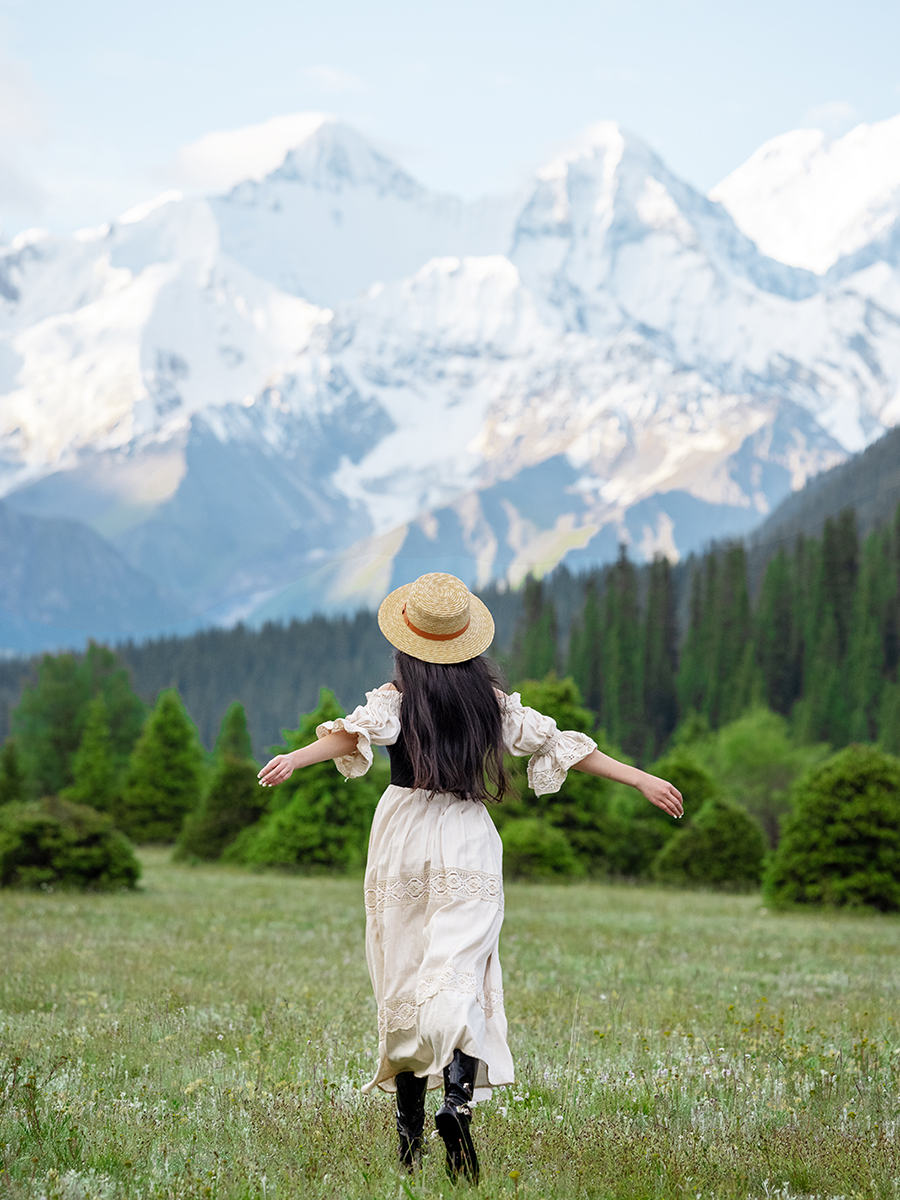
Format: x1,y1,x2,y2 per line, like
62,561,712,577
257,729,359,788
572,749,684,819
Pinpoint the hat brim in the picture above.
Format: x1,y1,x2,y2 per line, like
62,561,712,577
378,582,495,664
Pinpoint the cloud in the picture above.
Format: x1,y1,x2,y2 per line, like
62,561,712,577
171,112,334,192
300,65,368,95
0,158,45,211
0,57,47,139
801,100,860,139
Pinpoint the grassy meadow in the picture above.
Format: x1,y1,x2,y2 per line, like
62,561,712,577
2,853,899,1200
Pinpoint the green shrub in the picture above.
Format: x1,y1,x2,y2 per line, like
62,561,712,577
118,690,205,843
649,747,717,810
501,818,581,881
497,677,631,875
513,675,597,738
603,746,721,878
226,689,386,872
599,784,678,877
0,797,140,890
765,744,900,911
0,739,26,806
551,746,708,880
652,797,766,888
496,676,689,879
692,708,829,848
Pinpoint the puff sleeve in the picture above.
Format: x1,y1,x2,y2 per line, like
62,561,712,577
501,692,597,797
316,687,402,779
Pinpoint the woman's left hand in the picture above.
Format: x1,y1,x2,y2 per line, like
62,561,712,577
638,773,684,818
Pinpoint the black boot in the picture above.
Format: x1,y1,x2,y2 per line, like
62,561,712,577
395,1071,428,1172
435,1049,480,1184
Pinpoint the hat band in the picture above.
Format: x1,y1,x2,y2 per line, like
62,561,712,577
402,603,471,642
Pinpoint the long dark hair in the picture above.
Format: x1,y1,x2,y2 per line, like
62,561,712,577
393,651,513,802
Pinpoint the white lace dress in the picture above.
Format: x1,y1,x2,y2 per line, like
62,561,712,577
317,687,596,1099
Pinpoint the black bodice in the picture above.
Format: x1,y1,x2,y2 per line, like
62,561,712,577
387,730,416,788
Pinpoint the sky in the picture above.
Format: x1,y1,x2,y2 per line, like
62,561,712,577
1,0,899,238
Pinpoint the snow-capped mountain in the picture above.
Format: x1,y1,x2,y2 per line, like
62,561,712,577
1,113,899,648
711,114,900,274
212,118,519,307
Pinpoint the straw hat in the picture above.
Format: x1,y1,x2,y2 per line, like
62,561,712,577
378,572,495,664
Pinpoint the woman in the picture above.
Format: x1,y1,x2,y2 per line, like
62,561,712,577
259,572,683,1182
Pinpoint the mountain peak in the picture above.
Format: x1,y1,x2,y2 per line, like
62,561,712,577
711,111,900,273
537,120,662,181
172,112,333,194
262,119,423,200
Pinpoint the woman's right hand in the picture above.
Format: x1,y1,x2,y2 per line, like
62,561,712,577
258,752,297,787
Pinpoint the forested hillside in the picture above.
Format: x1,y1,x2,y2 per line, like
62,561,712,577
555,504,900,759
2,497,898,902
2,496,898,764
748,423,900,574
0,575,553,756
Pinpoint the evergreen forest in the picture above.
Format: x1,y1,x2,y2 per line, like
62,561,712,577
1,501,899,903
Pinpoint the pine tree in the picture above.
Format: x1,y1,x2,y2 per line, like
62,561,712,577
600,546,644,759
879,683,900,755
822,508,859,658
794,520,856,747
706,543,753,726
176,702,262,860
12,643,146,797
176,757,263,861
754,548,799,716
792,535,834,744
214,701,253,760
677,555,715,719
61,697,118,813
509,575,559,682
566,578,602,715
82,644,147,770
12,653,88,797
846,529,895,740
879,503,900,752
642,555,678,758
883,503,900,689
118,690,205,843
0,739,26,806
797,609,849,746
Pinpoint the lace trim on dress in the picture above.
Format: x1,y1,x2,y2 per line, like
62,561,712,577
527,730,597,797
379,996,418,1035
378,981,506,1035
365,868,503,914
415,965,480,1005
